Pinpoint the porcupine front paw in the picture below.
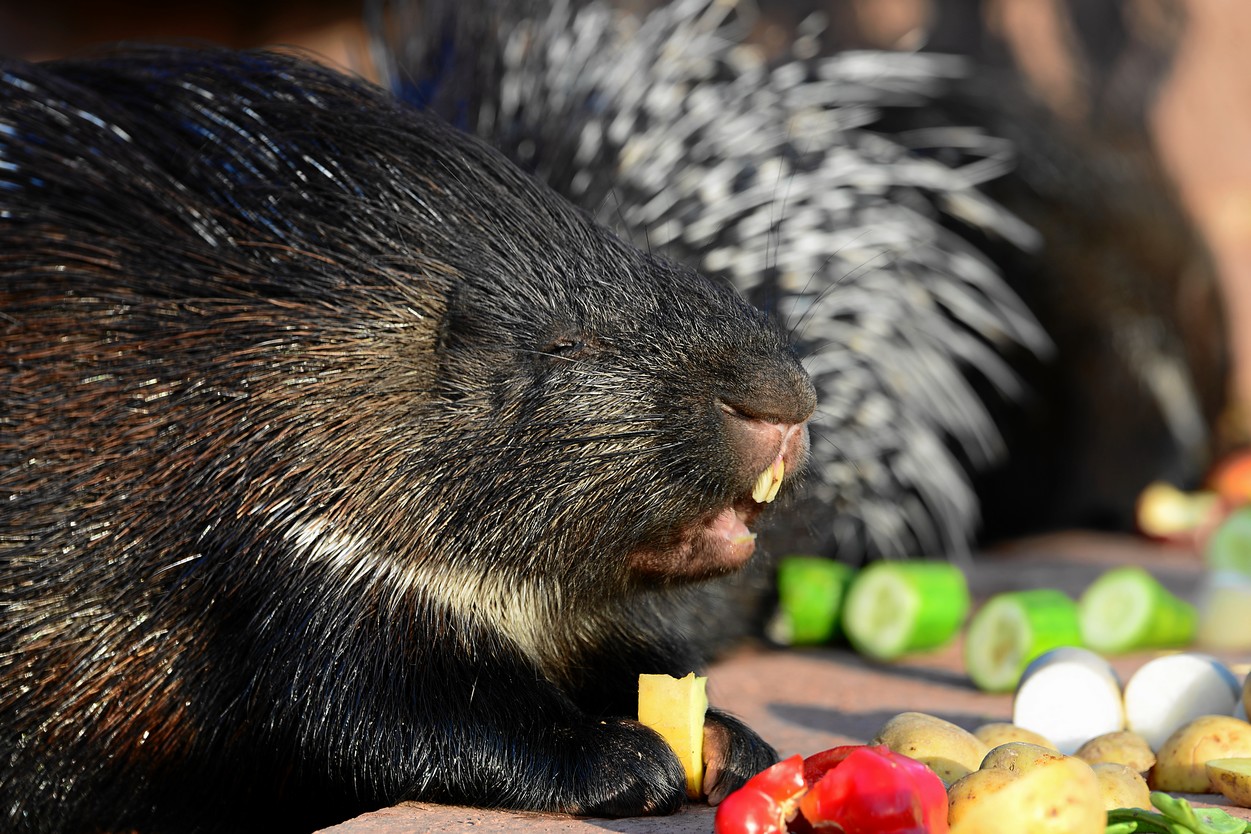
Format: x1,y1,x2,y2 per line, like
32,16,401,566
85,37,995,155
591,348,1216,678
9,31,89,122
561,718,688,817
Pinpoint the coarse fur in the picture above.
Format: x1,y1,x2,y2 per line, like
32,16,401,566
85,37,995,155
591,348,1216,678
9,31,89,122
0,47,815,833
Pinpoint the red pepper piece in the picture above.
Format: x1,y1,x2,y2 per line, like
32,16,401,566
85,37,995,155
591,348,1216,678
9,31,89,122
717,744,949,834
798,745,948,834
801,744,863,784
883,748,948,834
714,754,807,834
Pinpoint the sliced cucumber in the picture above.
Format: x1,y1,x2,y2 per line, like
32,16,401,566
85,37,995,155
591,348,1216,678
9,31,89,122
1078,566,1197,654
1206,506,1251,576
1011,647,1125,755
840,560,969,661
1197,571,1251,651
1123,653,1242,752
771,556,854,646
964,589,1082,693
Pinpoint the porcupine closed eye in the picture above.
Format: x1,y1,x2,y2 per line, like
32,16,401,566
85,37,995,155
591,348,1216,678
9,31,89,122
370,0,1228,561
0,46,813,833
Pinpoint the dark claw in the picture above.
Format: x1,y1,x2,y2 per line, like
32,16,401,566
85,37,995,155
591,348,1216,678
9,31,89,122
701,709,778,805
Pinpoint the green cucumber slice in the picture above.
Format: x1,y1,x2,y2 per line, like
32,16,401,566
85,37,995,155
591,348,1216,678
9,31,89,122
840,560,969,661
1197,572,1251,651
1206,506,1251,576
964,589,1082,693
771,557,855,645
1078,566,1197,653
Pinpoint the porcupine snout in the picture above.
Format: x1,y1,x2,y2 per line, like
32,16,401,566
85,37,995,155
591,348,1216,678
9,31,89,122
720,355,817,507
625,330,817,584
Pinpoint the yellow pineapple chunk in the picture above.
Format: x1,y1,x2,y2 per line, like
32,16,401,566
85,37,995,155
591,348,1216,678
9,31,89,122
637,672,708,798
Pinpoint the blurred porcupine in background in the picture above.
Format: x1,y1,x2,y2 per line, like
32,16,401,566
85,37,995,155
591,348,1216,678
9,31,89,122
369,0,1228,561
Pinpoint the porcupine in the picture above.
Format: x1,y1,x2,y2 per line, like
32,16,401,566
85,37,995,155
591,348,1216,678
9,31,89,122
369,0,1229,561
0,46,815,833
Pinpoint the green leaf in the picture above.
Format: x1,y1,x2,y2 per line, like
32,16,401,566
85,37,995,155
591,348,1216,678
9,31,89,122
1149,792,1250,834
1108,796,1251,834
1107,807,1173,834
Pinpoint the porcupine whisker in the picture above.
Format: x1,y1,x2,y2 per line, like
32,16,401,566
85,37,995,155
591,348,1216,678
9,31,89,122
411,421,671,448
604,185,651,256
392,434,682,470
800,251,901,321
764,125,809,319
803,429,859,481
521,443,685,468
782,242,894,346
511,437,678,460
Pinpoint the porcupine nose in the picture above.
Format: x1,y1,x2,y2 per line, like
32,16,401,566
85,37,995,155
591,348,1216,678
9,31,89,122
725,357,817,426
720,358,817,503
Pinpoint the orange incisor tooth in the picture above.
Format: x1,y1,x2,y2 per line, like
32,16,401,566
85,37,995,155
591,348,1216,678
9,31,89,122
751,458,786,504
751,467,772,503
765,458,785,502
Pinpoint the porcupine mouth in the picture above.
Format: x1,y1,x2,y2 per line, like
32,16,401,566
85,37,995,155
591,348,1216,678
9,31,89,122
703,498,766,564
628,458,784,582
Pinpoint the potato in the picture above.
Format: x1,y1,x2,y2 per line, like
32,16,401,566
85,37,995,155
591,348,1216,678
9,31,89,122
973,722,1056,751
637,672,707,798
1149,714,1251,793
872,711,990,785
947,768,1018,827
1092,762,1152,810
1074,730,1156,773
948,754,1104,834
979,742,1069,776
1206,758,1251,807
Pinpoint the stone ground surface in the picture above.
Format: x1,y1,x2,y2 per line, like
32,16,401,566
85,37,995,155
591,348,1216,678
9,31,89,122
318,531,1251,833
